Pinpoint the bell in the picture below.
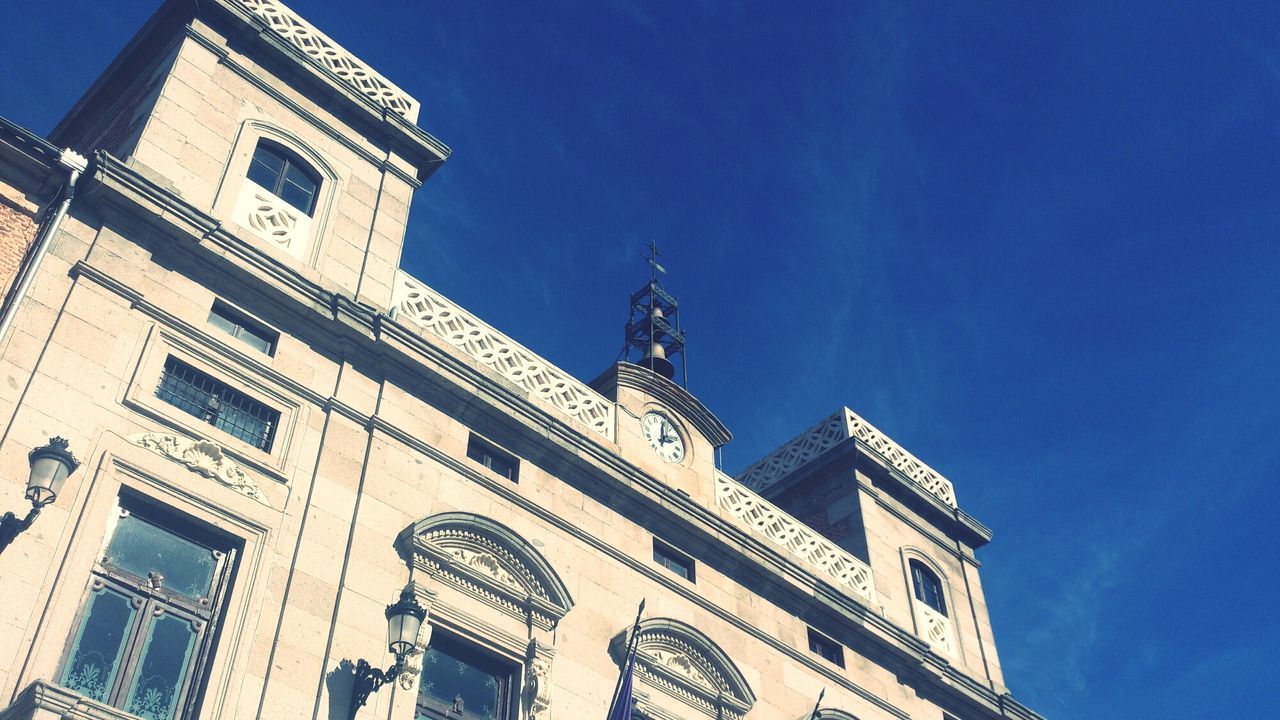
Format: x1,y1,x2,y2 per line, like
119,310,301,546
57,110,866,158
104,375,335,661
639,341,675,379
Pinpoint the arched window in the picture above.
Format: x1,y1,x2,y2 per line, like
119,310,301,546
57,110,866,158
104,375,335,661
395,512,575,720
246,140,320,215
909,559,946,616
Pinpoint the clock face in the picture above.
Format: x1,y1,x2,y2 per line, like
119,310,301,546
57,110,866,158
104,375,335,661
642,412,685,463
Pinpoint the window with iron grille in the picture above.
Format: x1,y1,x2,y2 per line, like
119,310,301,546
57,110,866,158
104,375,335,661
155,356,279,452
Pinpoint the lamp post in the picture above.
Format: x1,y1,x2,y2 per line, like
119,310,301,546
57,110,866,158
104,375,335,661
0,437,79,553
350,586,427,718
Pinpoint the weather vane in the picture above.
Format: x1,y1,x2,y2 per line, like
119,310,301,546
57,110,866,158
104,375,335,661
645,240,666,280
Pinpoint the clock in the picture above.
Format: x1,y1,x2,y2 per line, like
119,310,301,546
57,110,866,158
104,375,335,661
642,412,685,463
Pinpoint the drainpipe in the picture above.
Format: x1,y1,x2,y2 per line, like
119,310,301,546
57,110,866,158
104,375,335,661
0,148,89,346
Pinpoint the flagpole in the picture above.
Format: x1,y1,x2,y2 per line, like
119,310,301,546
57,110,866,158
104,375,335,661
604,598,646,720
808,688,825,720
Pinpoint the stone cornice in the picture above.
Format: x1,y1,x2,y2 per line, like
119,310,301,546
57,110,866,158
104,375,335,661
590,362,733,448
0,680,135,720
738,409,959,508
50,0,449,183
0,115,63,199
199,4,450,180
764,439,993,549
181,26,430,189
230,0,419,121
68,154,1041,720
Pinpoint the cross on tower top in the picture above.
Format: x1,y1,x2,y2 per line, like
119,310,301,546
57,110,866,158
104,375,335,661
645,240,666,280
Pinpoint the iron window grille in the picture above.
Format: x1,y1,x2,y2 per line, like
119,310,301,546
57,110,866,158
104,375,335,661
207,300,278,356
246,140,320,216
652,539,696,583
465,434,518,482
155,356,279,452
806,628,845,667
416,632,517,720
57,494,238,720
910,560,948,616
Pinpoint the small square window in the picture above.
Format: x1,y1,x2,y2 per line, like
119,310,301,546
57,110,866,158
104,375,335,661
208,300,278,356
807,628,844,667
652,539,695,582
466,434,519,482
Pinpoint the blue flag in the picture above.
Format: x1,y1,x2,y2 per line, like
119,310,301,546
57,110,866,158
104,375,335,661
606,646,637,720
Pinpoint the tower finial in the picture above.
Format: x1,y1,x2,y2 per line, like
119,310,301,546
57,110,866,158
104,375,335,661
623,242,686,385
645,240,666,281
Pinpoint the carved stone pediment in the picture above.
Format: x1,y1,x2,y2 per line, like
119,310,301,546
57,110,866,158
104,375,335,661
400,513,574,630
129,433,270,507
615,619,755,720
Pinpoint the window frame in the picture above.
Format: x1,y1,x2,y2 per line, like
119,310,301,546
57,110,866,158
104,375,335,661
651,539,696,583
805,627,845,668
465,434,519,482
56,493,239,720
155,355,281,452
414,629,520,720
207,300,279,357
245,140,321,216
909,559,947,616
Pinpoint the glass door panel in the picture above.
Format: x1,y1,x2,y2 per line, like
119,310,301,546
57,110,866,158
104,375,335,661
61,584,139,702
122,611,199,720
105,511,218,601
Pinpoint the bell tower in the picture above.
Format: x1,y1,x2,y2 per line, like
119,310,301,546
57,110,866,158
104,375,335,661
622,241,687,384
592,243,730,503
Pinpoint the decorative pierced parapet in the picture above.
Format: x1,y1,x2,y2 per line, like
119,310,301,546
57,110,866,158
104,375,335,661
735,411,846,492
238,0,420,122
913,600,956,657
232,179,312,261
715,472,876,607
393,270,615,440
847,410,957,507
736,408,958,508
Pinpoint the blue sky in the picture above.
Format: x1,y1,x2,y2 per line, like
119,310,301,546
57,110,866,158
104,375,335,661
4,1,1279,717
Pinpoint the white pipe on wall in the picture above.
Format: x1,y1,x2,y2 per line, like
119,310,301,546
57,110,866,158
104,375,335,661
0,148,89,346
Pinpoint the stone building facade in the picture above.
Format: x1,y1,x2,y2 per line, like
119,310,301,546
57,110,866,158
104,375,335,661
0,2,1044,720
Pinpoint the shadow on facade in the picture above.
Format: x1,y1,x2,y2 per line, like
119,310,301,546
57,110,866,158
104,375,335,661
325,658,356,720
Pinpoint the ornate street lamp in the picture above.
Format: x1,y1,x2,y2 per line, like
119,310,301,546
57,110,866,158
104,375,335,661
0,437,80,553
350,586,427,718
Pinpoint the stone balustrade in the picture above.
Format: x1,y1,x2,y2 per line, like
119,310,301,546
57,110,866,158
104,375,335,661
239,0,421,122
715,471,877,607
392,270,615,440
736,408,958,508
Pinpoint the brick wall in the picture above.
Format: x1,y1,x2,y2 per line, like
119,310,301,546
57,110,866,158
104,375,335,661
0,195,38,301
772,473,867,561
